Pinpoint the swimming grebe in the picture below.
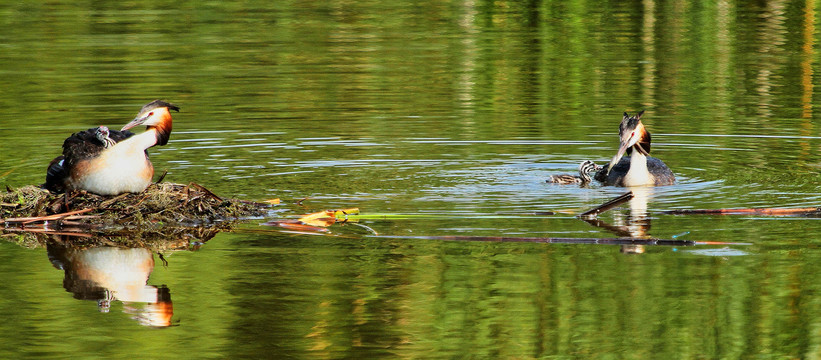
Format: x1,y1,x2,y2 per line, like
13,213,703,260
547,160,602,185
44,100,179,195
593,111,674,187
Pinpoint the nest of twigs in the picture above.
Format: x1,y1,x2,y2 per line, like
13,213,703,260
1,183,270,242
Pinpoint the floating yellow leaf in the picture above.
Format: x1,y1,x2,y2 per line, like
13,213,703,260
262,219,329,233
297,208,360,227
332,208,359,218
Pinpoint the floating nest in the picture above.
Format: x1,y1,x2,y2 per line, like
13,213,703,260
1,182,271,248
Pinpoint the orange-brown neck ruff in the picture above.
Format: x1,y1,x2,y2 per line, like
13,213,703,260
626,124,651,156
638,126,651,154
152,110,173,146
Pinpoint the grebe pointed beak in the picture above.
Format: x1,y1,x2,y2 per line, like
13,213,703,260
607,126,645,174
606,140,631,174
121,114,148,131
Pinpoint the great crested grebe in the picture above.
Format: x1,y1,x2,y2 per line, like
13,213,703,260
592,111,675,187
547,160,602,185
44,100,179,195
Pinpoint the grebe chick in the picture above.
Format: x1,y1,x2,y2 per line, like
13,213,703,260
95,126,117,148
547,160,602,185
593,111,674,187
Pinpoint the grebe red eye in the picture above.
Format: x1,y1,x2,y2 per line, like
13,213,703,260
148,112,154,117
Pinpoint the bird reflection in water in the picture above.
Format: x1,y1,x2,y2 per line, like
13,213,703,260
47,243,173,327
582,187,655,254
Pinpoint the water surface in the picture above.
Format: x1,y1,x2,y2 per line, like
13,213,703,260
1,1,821,358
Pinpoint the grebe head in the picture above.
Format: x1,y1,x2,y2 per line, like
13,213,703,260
121,100,179,146
121,100,179,131
95,126,109,143
95,126,117,148
606,110,651,174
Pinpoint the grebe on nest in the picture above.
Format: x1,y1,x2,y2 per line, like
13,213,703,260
45,100,179,195
547,160,602,185
592,111,674,187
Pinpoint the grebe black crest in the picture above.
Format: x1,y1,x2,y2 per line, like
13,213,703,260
44,100,179,195
547,160,602,185
593,111,674,187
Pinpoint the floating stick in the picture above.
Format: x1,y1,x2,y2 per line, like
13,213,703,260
664,207,821,216
578,191,634,218
3,208,94,225
370,235,750,246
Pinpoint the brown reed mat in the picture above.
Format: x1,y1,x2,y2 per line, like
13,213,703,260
1,183,270,235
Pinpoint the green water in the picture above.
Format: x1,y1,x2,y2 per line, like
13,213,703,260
2,1,821,358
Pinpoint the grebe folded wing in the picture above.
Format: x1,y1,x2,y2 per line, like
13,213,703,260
45,126,129,193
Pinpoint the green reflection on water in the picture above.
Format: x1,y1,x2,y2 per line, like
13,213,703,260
1,0,821,358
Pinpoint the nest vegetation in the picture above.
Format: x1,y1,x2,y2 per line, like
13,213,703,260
1,182,270,232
